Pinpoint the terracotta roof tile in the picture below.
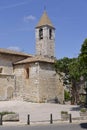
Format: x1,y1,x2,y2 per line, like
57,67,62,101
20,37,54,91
14,56,55,65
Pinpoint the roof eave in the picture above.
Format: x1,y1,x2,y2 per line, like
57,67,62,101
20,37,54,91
35,24,55,29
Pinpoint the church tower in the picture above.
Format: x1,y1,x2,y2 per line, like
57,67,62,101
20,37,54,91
35,11,55,58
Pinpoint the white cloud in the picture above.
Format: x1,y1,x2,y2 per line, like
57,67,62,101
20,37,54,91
0,2,28,10
7,46,21,52
24,15,36,22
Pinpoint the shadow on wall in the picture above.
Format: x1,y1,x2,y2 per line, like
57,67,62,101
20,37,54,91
47,97,60,104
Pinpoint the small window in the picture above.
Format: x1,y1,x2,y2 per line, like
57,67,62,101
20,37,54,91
0,68,3,73
49,29,52,39
25,68,29,79
39,28,43,40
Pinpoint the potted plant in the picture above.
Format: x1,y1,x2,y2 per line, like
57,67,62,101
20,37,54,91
61,111,69,120
80,108,87,116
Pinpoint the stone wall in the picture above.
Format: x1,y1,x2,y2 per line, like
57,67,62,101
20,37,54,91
0,53,29,100
0,58,13,74
0,74,14,100
38,62,64,103
14,61,64,103
0,53,29,75
0,53,64,103
23,63,39,102
36,26,55,57
14,63,40,102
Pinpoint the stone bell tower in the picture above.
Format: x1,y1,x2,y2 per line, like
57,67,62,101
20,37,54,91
35,11,55,58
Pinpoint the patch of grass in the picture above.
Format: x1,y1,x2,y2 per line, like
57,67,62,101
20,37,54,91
61,111,68,114
80,108,87,113
0,111,16,116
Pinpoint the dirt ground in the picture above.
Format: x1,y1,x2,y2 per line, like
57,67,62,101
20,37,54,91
0,100,80,124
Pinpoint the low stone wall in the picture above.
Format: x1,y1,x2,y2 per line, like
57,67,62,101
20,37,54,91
2,114,19,122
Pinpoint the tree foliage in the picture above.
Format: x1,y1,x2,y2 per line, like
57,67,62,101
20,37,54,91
55,57,80,84
79,39,87,80
64,90,70,101
54,38,87,104
68,58,81,81
55,57,80,104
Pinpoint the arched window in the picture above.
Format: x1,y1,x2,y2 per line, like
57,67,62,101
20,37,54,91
49,29,52,39
39,28,43,40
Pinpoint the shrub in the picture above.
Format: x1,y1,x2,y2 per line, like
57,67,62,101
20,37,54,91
80,108,87,113
0,111,15,116
64,90,70,101
61,111,68,114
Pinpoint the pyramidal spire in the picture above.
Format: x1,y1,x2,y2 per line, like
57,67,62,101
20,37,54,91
36,11,54,28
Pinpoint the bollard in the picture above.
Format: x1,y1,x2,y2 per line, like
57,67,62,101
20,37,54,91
69,114,72,123
0,115,2,125
27,114,30,125
50,113,53,124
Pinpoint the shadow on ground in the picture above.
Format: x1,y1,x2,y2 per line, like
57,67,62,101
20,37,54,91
70,104,87,111
80,123,87,129
70,106,81,111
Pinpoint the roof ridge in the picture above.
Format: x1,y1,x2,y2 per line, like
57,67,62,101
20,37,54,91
14,56,55,64
0,48,32,57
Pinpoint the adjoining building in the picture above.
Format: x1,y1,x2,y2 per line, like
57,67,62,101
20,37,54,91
0,11,64,103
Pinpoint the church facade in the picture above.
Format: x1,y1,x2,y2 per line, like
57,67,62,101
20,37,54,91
0,11,64,103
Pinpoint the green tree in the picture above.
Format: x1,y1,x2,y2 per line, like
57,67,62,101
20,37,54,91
68,58,81,104
64,90,70,101
55,38,87,104
55,57,81,104
54,57,72,84
79,39,87,80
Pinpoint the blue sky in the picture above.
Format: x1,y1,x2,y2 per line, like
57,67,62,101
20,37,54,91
0,0,87,59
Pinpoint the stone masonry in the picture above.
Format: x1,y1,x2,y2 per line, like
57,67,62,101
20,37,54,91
0,11,64,103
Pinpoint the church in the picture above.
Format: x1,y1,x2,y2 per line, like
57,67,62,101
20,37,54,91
0,11,64,103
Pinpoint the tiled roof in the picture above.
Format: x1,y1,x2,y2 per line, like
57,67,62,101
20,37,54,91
36,11,54,28
0,48,32,57
14,56,55,65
